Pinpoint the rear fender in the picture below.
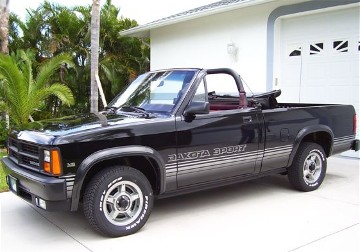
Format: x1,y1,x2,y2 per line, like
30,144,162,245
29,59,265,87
287,125,334,166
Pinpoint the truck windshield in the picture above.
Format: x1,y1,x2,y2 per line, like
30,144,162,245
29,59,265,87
108,70,197,114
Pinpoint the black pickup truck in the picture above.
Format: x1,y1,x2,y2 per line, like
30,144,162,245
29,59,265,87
2,68,359,237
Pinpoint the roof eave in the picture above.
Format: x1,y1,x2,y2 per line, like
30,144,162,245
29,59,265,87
120,0,273,38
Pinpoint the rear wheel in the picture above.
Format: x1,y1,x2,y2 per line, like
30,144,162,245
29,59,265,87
288,143,327,192
83,166,153,237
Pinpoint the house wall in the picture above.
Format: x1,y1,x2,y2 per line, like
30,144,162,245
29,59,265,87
150,0,304,92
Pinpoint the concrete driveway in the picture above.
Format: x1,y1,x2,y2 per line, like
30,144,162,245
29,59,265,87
1,156,359,252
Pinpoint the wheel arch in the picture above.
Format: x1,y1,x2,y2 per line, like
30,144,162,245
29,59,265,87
288,125,334,167
70,146,165,211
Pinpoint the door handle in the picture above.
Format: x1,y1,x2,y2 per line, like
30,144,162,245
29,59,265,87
243,116,252,123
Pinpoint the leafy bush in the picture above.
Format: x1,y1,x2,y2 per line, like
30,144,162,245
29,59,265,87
0,120,7,147
0,149,8,192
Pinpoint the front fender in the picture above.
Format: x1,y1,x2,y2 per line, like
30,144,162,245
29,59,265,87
70,145,166,211
287,125,334,166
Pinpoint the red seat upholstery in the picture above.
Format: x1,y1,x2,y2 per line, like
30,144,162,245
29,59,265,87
209,92,247,111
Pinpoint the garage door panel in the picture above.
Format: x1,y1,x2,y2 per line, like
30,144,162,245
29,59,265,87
301,63,327,82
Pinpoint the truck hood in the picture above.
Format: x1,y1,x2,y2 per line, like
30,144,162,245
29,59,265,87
12,113,151,145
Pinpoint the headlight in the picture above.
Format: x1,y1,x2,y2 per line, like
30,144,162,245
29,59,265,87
44,150,50,162
43,149,62,176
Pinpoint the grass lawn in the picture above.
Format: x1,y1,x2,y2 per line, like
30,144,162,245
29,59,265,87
0,149,9,192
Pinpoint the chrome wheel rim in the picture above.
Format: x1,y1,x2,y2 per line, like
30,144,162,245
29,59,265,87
303,152,322,184
102,180,143,226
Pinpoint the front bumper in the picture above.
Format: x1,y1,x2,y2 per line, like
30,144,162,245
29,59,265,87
1,157,71,211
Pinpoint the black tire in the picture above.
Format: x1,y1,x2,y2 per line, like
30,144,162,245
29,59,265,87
287,143,327,192
83,166,154,237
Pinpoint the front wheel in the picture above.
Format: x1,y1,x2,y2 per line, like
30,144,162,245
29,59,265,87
288,143,327,192
83,166,154,237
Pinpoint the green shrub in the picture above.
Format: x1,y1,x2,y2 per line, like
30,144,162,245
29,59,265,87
0,120,7,148
0,149,8,192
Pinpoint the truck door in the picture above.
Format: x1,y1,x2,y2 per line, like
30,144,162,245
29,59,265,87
174,74,262,187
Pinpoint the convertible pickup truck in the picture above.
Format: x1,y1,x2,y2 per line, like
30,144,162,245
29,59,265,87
2,68,359,237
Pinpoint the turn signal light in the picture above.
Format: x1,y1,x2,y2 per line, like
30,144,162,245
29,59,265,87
51,149,62,176
43,149,62,176
44,162,51,173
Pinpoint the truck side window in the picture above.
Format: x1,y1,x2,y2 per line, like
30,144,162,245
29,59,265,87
205,73,241,111
185,80,208,116
192,79,206,102
206,73,238,97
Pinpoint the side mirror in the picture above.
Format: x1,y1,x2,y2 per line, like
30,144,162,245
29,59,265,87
183,101,209,120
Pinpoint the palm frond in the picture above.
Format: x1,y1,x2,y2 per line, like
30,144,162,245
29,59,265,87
0,101,7,113
0,53,27,109
18,50,34,95
32,83,75,106
99,63,113,83
35,53,75,88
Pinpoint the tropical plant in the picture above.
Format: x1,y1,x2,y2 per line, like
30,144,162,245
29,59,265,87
8,0,149,115
0,50,75,126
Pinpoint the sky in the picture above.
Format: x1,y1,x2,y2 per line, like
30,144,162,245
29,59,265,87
8,0,216,24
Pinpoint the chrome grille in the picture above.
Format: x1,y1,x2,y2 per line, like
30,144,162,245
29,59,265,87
8,137,41,172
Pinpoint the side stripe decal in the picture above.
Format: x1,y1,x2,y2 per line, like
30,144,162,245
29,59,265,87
333,135,355,146
165,144,294,175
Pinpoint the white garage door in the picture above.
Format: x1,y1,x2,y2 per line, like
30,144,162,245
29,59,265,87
277,6,359,158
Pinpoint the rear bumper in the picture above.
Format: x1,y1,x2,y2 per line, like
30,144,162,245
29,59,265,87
352,139,359,152
1,157,71,211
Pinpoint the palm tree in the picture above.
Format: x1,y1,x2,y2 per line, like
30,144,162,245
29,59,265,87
0,0,9,54
0,50,75,126
0,0,10,129
90,0,100,113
